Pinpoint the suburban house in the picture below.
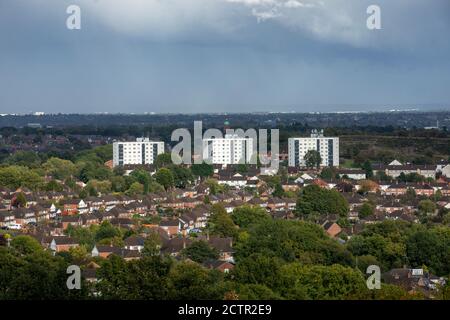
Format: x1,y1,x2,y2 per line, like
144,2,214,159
159,219,181,237
336,169,367,180
49,236,79,252
61,199,88,216
206,236,234,262
322,221,342,238
373,162,437,179
0,211,15,227
124,235,146,252
382,268,446,298
61,215,83,230
217,173,248,188
91,245,141,261
203,260,235,273
13,207,37,225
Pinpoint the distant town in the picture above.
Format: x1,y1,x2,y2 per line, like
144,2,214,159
0,112,449,300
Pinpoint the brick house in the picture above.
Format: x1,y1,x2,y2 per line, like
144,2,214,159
322,221,342,238
203,260,235,273
159,219,180,237
49,236,79,252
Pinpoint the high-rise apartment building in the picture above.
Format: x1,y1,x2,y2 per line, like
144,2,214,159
288,130,339,167
203,134,254,165
112,138,164,167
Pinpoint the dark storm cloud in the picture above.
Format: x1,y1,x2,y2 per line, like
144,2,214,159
0,0,449,114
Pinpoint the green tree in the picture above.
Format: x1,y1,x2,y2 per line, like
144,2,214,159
154,153,173,169
235,219,354,266
43,157,77,180
320,167,335,180
279,263,368,299
296,185,349,217
65,225,96,248
0,246,88,299
86,180,111,195
358,203,374,219
12,192,27,208
130,169,152,193
69,245,89,263
11,235,43,255
76,161,112,183
236,284,281,300
142,232,162,257
168,262,226,299
406,228,450,276
110,175,127,192
361,160,373,179
0,165,44,190
168,165,193,188
347,234,406,271
418,200,436,215
207,204,238,238
233,253,283,290
148,181,165,193
95,221,121,242
84,183,98,197
5,151,42,168
125,182,144,196
231,206,270,229
304,150,321,169
45,180,64,192
355,254,379,273
191,162,214,178
205,178,222,195
236,164,249,175
272,183,285,198
155,168,175,190
181,240,219,263
96,255,172,299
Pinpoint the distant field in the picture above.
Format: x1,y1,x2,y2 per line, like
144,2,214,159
340,135,450,164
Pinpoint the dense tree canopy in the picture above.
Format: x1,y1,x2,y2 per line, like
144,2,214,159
191,163,214,178
206,204,238,238
155,168,175,190
181,240,219,264
304,150,322,169
296,185,349,217
231,205,271,228
0,237,87,300
235,219,354,266
406,227,450,276
43,157,77,180
0,165,44,190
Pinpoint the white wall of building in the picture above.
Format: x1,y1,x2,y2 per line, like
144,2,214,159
113,138,164,167
288,131,339,167
203,135,254,165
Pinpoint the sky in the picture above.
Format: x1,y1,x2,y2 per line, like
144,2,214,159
0,0,450,114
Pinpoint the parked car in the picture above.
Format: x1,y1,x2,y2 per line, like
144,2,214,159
8,223,22,230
